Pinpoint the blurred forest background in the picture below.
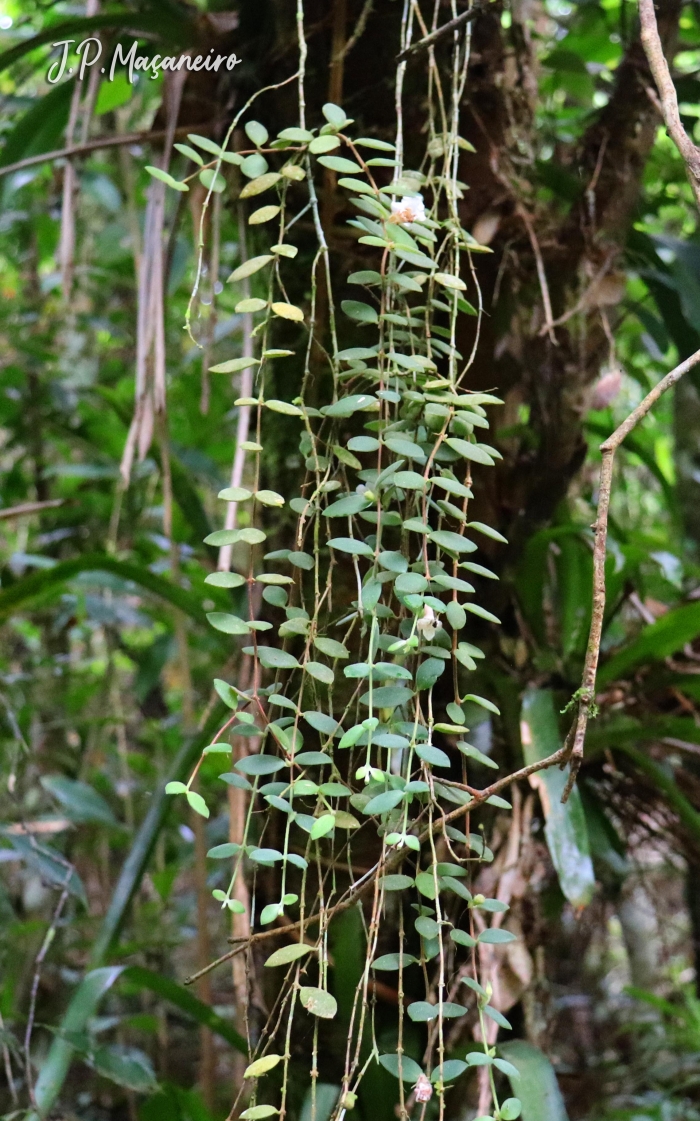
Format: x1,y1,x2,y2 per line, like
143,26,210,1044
2,2,700,1121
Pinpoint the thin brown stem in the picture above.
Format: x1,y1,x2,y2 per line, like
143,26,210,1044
337,0,374,59
538,249,616,335
638,0,700,208
184,742,569,986
396,2,489,61
0,499,66,520
24,868,72,1107
563,344,700,801
0,123,217,181
516,204,556,343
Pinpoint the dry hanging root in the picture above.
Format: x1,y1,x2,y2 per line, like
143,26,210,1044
120,71,186,489
147,4,565,1120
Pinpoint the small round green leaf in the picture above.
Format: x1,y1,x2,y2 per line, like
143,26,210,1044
165,781,187,795
264,942,313,968
299,987,338,1018
378,1054,423,1082
244,120,269,147
310,813,336,840
186,791,209,818
145,166,188,192
500,1098,522,1120
249,204,281,225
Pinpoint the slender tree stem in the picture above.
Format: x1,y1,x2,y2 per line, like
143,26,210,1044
563,345,700,800
638,0,700,208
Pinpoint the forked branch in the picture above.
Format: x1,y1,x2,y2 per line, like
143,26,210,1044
184,741,570,987
638,0,700,208
560,0,700,801
562,345,700,802
396,2,489,61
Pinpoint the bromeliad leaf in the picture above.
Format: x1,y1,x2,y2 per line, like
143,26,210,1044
41,776,116,826
520,688,595,907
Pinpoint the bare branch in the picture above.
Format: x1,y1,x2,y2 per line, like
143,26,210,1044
0,123,216,182
639,0,700,207
396,2,489,62
336,0,374,60
516,204,557,344
24,865,73,1107
184,742,569,986
563,344,700,801
0,1009,17,1105
0,499,66,520
537,249,617,335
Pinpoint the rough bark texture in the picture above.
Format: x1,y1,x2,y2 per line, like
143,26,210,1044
163,0,683,557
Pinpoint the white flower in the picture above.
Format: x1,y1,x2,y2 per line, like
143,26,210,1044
416,604,441,642
390,194,426,225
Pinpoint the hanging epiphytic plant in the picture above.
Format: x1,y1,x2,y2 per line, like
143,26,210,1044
148,5,572,1120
